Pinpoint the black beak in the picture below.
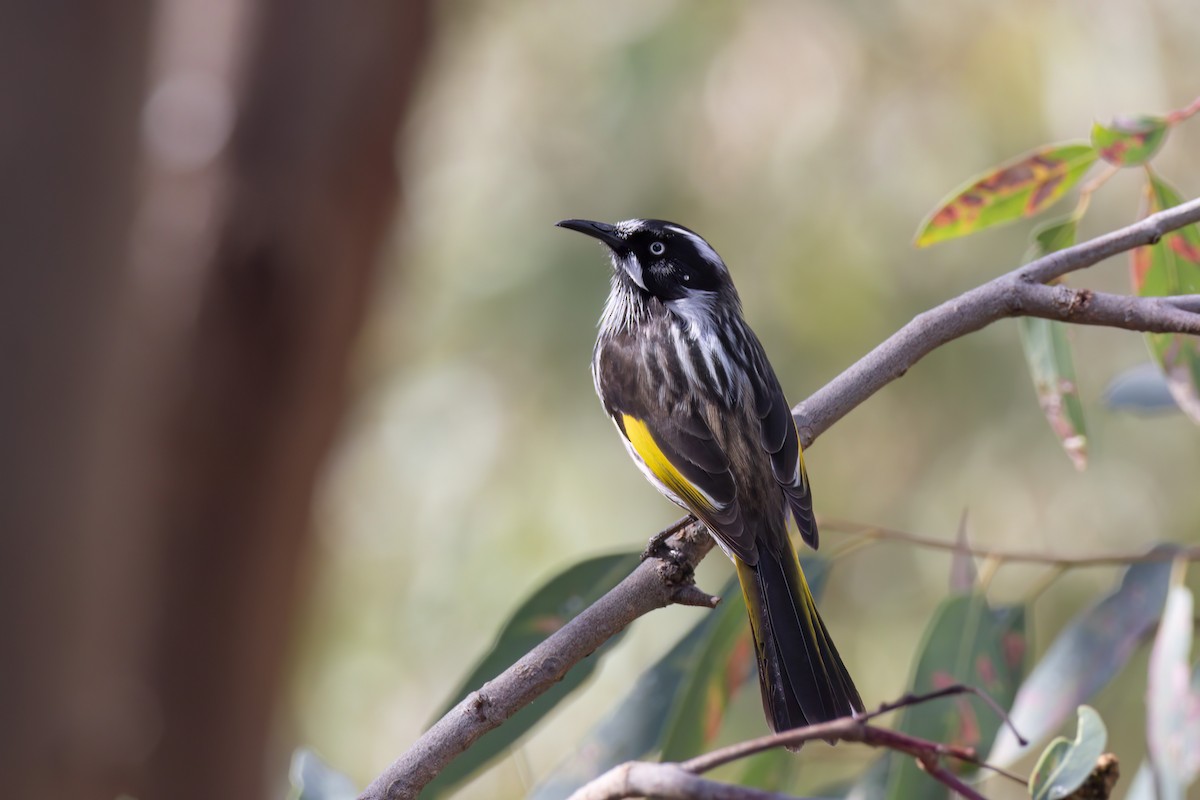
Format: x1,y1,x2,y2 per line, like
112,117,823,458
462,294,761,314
556,218,624,251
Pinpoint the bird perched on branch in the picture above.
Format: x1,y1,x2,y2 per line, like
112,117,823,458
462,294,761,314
557,217,863,734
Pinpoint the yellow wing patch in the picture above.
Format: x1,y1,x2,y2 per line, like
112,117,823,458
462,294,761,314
621,414,717,515
793,419,810,490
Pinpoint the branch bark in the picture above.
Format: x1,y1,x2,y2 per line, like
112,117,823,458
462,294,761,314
359,195,1200,799
568,686,1010,800
565,762,797,800
793,196,1200,446
359,521,712,800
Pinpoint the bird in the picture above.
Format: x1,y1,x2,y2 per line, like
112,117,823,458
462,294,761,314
557,217,863,734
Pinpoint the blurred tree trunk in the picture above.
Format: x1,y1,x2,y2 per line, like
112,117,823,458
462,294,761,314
0,2,431,799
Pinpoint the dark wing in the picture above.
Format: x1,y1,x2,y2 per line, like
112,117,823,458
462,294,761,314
595,328,759,563
750,344,818,549
613,406,757,564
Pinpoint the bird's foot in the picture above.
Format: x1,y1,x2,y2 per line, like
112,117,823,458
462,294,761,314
640,516,693,562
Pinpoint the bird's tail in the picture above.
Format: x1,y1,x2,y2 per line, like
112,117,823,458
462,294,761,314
735,539,863,739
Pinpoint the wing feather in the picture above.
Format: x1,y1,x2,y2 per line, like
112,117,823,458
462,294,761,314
618,411,754,563
750,349,819,550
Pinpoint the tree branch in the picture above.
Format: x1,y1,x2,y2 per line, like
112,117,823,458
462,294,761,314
823,517,1200,567
1014,285,1200,333
359,521,712,800
565,762,798,800
792,195,1200,447
570,686,1014,800
358,196,1200,799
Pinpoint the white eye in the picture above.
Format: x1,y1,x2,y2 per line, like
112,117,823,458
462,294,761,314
682,273,691,282
649,241,666,256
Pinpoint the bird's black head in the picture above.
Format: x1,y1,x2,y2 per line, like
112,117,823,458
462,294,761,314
556,218,736,304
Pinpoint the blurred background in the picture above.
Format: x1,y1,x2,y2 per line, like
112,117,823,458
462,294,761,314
4,1,1198,798
292,0,1200,797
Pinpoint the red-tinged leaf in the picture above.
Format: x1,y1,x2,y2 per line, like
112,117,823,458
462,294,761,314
884,595,1027,800
1019,317,1087,469
1018,218,1088,469
989,549,1176,765
1147,585,1200,797
1130,174,1200,423
1091,115,1170,167
915,143,1097,247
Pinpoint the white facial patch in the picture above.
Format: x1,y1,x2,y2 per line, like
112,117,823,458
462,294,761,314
611,251,646,290
665,224,727,273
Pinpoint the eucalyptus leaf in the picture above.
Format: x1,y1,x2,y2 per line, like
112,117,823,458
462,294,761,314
424,552,641,797
1027,706,1107,800
989,550,1175,764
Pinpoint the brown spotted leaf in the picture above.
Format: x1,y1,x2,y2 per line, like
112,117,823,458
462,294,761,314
884,595,1027,800
1130,174,1200,423
1091,115,1169,167
915,142,1097,247
1018,218,1087,469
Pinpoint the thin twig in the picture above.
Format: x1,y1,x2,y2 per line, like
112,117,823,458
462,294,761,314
1167,93,1200,125
822,516,1200,567
1071,162,1120,220
684,684,1021,775
571,687,1018,800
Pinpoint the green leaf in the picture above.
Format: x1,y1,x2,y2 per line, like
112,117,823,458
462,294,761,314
1146,585,1200,799
423,552,641,797
883,595,1027,800
530,573,740,799
288,749,357,800
737,748,804,794
660,556,831,761
1018,218,1087,470
1130,174,1200,424
1104,362,1182,415
989,550,1176,765
532,556,831,797
1091,115,1169,167
1028,706,1108,800
659,580,757,761
1019,318,1087,470
915,142,1097,247
845,753,895,800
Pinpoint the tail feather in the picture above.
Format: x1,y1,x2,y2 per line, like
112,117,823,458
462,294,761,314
736,540,863,736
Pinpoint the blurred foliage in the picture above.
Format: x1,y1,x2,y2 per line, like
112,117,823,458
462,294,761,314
1018,218,1087,469
1028,706,1108,800
1133,174,1200,422
883,593,1026,800
989,552,1177,767
288,1,1200,797
423,552,641,797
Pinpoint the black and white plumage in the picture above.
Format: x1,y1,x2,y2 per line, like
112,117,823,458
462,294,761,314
558,217,863,734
